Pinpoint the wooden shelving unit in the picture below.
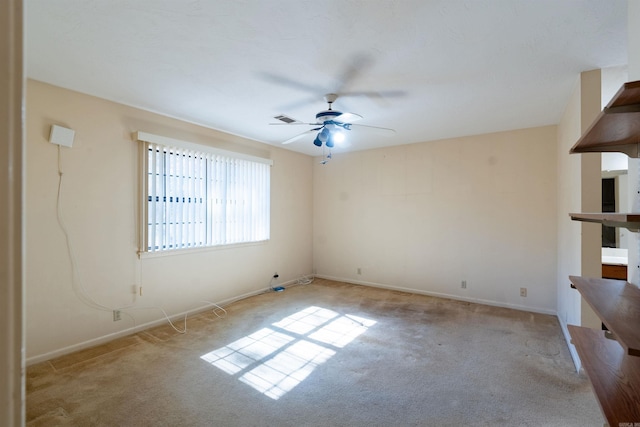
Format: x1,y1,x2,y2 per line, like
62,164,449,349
570,80,640,157
568,80,640,425
568,325,640,426
569,212,640,231
569,276,640,356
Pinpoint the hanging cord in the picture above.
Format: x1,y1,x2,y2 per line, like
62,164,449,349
116,301,227,334
57,145,226,334
56,145,112,312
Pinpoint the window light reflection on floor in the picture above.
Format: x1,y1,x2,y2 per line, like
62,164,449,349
200,306,376,400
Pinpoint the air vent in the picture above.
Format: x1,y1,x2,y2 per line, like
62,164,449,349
273,114,298,124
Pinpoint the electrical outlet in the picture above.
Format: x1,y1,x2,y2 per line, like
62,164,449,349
113,310,121,321
520,288,527,297
461,280,467,289
357,267,362,275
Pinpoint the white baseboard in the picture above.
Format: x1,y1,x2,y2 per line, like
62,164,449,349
27,275,557,366
557,317,582,373
26,283,294,366
315,274,557,316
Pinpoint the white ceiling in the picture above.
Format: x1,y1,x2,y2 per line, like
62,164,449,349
26,0,628,157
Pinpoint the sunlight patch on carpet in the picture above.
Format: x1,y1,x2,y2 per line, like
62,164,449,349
200,306,376,400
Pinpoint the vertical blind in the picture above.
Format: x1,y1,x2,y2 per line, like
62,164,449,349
144,138,270,253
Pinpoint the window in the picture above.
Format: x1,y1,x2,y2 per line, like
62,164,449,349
136,132,271,253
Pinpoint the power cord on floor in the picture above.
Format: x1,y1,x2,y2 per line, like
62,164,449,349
296,275,314,285
262,274,315,294
201,300,228,319
116,301,228,334
270,273,284,292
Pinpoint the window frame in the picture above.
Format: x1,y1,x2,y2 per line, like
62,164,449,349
135,132,273,256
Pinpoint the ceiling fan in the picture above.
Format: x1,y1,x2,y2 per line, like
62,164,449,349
272,93,395,148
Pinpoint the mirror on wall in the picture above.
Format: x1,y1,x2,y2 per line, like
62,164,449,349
601,172,627,249
601,152,628,252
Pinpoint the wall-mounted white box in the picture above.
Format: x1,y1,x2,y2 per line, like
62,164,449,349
49,125,75,147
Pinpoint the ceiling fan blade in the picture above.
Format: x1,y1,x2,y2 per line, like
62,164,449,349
332,54,406,105
351,123,396,133
278,96,326,112
258,71,325,94
337,89,407,107
334,112,362,123
282,128,322,145
340,89,407,99
334,53,373,94
269,122,321,126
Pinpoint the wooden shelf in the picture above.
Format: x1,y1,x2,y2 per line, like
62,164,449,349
569,212,640,231
569,275,640,356
568,79,640,425
570,80,640,157
568,325,640,425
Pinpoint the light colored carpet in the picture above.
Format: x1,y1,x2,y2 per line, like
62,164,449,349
27,279,602,426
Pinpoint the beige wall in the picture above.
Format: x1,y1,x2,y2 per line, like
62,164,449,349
555,73,591,371
313,126,558,313
555,69,608,370
25,80,313,362
555,74,583,371
579,70,603,330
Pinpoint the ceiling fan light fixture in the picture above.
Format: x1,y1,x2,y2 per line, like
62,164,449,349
332,130,345,144
318,128,330,142
276,93,394,151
